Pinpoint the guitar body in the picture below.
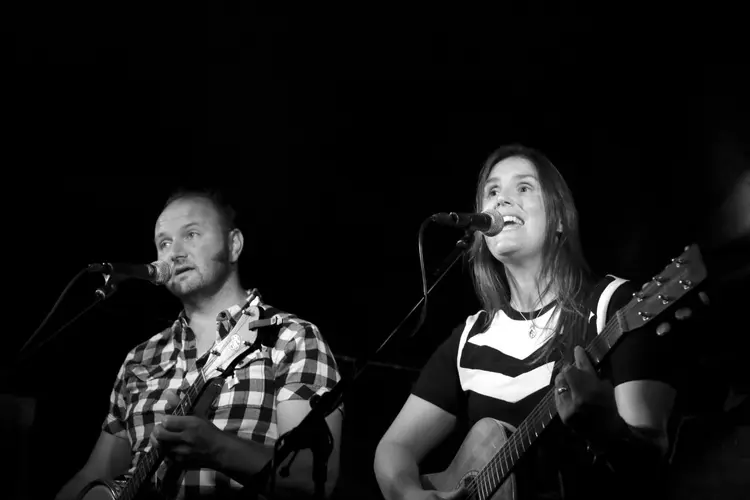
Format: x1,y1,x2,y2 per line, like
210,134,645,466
77,479,120,500
419,245,708,500
421,418,517,500
75,306,279,500
77,477,161,500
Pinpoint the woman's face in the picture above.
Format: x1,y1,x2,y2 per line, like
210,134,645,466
480,156,548,264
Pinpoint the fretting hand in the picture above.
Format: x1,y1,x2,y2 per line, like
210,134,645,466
554,346,621,439
555,291,710,436
150,389,224,468
655,291,709,336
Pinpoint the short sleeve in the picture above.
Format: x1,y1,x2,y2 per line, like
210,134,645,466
274,321,341,404
101,358,131,439
411,321,467,417
603,281,680,389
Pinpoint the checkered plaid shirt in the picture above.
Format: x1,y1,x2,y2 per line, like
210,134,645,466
101,289,341,499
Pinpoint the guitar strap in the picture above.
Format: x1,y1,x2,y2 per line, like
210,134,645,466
546,275,629,499
593,275,629,335
583,274,629,340
254,305,285,349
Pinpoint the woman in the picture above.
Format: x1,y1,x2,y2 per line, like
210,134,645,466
373,144,702,500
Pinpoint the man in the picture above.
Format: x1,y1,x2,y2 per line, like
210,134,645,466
55,189,343,500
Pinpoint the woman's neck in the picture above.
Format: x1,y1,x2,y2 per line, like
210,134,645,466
504,258,556,312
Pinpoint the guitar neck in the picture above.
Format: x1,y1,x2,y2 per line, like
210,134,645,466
117,307,265,500
476,308,633,492
118,370,209,500
453,245,706,499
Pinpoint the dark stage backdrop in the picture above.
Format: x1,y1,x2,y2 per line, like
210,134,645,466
2,11,748,500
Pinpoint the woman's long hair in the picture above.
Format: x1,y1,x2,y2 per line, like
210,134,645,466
467,144,596,365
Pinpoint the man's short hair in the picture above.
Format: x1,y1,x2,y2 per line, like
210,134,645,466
162,187,238,234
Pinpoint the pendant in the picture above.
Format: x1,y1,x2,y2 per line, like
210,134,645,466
529,324,537,339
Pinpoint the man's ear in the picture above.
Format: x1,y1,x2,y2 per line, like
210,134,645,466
229,228,244,263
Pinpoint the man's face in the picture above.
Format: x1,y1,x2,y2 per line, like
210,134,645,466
154,197,232,299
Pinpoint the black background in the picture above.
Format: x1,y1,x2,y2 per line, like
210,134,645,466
2,7,748,499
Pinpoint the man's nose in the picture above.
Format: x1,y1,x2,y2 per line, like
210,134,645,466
168,241,187,263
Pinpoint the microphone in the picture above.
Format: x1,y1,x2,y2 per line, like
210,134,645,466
431,209,504,236
87,261,172,285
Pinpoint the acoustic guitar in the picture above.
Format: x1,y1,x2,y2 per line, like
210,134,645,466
420,244,708,500
76,305,280,500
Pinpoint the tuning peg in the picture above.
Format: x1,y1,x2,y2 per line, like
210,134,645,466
679,279,693,290
671,257,686,267
652,275,670,286
657,294,672,304
637,311,653,321
633,291,646,302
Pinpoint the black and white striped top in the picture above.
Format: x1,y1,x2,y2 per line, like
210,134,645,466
412,275,679,497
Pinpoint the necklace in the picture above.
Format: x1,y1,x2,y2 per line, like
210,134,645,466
516,307,538,339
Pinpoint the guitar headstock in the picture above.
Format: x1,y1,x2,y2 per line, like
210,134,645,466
202,306,265,379
621,244,707,333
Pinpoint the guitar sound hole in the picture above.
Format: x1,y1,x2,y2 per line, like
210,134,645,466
460,471,478,488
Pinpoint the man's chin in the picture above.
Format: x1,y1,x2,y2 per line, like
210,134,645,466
168,281,200,298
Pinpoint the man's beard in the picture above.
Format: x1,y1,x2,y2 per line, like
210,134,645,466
170,245,232,299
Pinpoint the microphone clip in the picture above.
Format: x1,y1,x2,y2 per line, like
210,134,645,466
92,268,121,300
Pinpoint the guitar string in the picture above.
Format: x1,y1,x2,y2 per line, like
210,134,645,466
119,309,257,500
123,310,257,500
462,297,641,499
467,312,622,499
122,370,211,500
470,275,683,500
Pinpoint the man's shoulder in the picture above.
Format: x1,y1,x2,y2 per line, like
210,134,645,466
269,308,320,339
256,303,329,350
121,321,180,365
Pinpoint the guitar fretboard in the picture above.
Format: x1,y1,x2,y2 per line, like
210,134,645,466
467,307,631,500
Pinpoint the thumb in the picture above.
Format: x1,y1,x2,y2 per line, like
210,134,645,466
573,345,595,373
441,485,471,500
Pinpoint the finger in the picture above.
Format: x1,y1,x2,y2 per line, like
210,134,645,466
171,444,192,459
656,322,671,336
150,423,175,446
154,421,184,441
674,307,693,321
442,485,470,500
561,366,578,391
699,291,709,305
162,389,182,411
554,384,572,401
161,415,187,431
573,346,595,373
561,363,593,395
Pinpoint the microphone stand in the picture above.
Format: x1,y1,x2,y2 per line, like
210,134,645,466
14,270,122,366
244,227,474,499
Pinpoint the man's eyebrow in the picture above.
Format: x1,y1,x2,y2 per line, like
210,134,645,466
155,222,201,241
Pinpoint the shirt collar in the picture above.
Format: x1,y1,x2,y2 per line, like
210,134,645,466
170,288,262,339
